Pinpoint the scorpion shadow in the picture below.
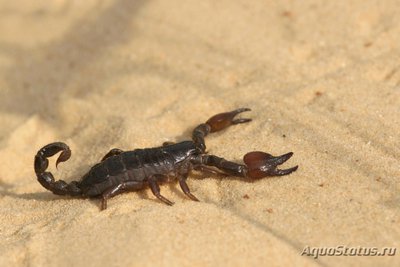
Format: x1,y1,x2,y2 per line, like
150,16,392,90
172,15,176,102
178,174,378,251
0,179,66,201
0,176,152,208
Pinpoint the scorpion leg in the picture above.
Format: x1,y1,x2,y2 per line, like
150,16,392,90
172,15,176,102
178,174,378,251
101,181,143,210
196,152,298,179
192,108,251,151
178,174,199,202
101,148,124,161
148,176,174,205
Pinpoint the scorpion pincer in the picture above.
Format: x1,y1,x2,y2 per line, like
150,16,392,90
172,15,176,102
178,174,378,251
34,108,298,210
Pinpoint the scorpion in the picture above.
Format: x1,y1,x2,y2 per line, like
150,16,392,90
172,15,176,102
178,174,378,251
34,108,298,210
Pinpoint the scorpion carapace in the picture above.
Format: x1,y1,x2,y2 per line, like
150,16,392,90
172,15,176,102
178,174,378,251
34,108,298,210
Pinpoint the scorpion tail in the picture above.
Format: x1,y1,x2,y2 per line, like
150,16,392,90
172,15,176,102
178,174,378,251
34,142,82,196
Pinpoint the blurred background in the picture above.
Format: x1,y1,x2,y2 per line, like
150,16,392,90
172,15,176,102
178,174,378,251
0,1,399,266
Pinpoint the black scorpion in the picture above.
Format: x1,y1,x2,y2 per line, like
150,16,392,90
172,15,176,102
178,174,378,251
34,108,298,210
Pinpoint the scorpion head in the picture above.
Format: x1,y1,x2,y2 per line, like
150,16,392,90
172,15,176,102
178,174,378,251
162,141,202,163
182,142,203,160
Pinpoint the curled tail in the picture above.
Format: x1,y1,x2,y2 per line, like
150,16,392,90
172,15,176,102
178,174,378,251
34,142,82,196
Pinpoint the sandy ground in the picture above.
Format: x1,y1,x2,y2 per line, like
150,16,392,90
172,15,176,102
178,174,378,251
0,1,399,266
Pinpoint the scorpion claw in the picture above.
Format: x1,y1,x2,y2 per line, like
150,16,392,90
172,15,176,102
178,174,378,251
232,118,252,124
273,166,299,176
234,107,251,113
206,107,252,132
243,151,297,178
270,152,293,165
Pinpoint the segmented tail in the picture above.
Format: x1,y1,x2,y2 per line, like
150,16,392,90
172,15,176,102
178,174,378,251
34,142,82,196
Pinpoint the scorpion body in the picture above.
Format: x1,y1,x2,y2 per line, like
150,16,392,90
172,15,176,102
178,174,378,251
34,108,298,210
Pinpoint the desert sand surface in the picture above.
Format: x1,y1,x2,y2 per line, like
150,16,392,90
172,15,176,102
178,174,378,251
0,1,399,266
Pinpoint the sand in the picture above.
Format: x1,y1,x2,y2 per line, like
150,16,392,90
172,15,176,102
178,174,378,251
0,1,399,266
